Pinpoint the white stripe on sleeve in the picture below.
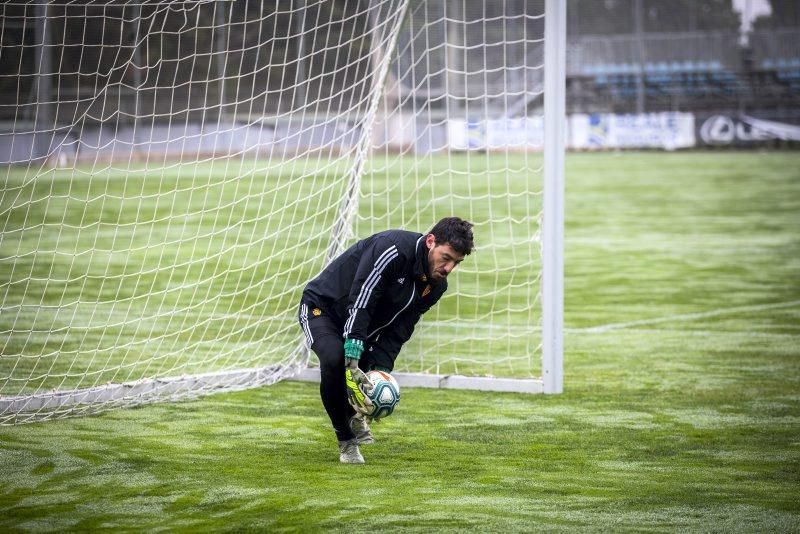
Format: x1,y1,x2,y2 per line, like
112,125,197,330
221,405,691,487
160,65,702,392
343,245,398,338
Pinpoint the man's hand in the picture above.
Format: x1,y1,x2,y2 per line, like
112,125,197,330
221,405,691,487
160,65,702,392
345,367,373,414
344,361,373,415
343,337,373,414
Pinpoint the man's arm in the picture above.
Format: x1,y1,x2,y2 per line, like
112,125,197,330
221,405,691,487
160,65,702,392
342,237,403,413
343,236,402,348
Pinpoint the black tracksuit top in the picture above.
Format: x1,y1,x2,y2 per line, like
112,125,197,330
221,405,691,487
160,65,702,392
302,229,447,359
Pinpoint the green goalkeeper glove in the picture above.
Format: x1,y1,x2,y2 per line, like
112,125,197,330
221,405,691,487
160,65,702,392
343,338,364,361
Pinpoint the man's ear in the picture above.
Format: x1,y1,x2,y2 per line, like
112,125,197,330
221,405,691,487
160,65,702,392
425,233,436,250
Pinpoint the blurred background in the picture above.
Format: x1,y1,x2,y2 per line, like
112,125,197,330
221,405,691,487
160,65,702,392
569,0,797,116
1,0,798,164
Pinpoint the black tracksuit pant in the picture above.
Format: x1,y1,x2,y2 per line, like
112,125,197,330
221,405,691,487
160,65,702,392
298,302,392,442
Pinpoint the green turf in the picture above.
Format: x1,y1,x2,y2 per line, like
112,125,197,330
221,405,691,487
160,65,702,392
1,151,799,531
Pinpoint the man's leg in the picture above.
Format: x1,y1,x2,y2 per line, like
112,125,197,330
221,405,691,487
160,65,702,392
299,303,363,463
361,342,396,373
348,412,375,445
316,333,355,443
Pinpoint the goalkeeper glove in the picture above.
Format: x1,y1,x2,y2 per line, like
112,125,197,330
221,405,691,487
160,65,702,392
343,339,372,414
345,367,373,414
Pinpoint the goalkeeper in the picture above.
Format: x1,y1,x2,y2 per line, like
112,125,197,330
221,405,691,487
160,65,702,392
298,217,474,464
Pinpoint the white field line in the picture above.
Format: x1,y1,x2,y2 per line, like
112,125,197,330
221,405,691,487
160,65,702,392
428,299,800,334
6,302,792,337
568,300,800,334
571,328,799,339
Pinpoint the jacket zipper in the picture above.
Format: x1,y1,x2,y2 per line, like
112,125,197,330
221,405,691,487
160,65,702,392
367,283,416,339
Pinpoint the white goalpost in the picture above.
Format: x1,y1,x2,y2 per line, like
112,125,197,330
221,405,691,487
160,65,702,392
0,0,564,424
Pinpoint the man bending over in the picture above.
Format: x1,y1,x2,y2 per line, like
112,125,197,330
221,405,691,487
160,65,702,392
298,217,474,463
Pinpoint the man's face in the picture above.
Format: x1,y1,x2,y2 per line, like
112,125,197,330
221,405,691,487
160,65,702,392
425,233,465,282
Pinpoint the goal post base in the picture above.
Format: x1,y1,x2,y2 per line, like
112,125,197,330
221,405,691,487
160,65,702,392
288,367,545,394
0,362,307,422
1,360,545,423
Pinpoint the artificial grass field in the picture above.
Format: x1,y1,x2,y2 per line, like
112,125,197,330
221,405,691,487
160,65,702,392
1,151,799,531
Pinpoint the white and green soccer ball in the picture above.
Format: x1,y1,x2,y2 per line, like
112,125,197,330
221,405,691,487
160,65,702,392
364,370,400,419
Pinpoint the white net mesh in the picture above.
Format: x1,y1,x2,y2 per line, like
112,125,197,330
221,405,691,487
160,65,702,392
0,0,549,423
361,1,546,377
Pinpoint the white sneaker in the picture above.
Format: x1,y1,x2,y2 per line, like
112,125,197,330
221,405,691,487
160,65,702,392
349,414,375,445
338,438,365,464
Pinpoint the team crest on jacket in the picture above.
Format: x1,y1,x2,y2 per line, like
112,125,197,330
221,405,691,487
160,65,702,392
312,308,321,316
422,284,432,298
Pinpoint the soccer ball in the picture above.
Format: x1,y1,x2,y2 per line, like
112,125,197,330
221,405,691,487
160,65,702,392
364,370,400,419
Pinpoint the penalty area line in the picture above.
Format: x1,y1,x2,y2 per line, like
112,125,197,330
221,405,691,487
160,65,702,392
567,299,800,334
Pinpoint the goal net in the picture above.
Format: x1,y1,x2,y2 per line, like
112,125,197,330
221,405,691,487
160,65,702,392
0,0,563,424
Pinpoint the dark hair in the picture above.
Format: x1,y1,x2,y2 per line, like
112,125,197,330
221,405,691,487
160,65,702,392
428,217,474,256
